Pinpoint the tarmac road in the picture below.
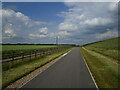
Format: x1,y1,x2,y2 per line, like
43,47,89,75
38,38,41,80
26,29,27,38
21,47,97,88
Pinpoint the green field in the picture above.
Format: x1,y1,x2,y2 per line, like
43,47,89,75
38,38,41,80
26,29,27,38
81,37,119,88
2,45,66,59
2,45,58,51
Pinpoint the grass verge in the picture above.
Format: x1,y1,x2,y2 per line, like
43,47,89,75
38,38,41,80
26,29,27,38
2,48,72,88
80,47,119,88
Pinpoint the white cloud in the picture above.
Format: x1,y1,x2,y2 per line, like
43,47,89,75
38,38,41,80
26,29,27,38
4,30,16,38
58,7,85,31
1,9,46,27
4,29,15,36
2,2,118,45
2,9,48,42
3,23,16,37
64,2,79,7
58,2,115,34
59,22,78,31
57,2,118,44
95,29,118,39
58,31,71,36
30,27,49,38
75,14,84,20
29,34,48,38
108,2,118,12
80,17,113,26
39,27,48,34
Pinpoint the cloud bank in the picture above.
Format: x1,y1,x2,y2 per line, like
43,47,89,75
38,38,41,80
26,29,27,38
2,9,50,43
2,2,118,45
57,2,118,44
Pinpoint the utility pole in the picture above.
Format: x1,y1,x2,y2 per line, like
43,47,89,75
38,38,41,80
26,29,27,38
56,36,58,45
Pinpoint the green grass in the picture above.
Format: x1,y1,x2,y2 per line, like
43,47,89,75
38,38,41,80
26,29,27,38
84,37,119,50
2,48,71,88
2,45,69,59
2,45,58,51
84,37,119,61
81,37,119,88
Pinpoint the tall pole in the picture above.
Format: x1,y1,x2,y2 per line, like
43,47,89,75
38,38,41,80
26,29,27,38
56,36,58,45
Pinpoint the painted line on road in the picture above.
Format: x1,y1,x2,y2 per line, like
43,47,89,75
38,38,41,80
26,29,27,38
80,47,99,89
18,49,72,89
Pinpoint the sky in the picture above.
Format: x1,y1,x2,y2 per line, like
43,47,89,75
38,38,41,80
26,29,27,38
1,2,118,45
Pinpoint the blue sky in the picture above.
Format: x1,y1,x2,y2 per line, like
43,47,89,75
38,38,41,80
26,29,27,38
3,2,67,22
2,2,118,45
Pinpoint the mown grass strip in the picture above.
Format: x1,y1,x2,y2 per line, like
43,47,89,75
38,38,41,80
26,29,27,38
85,47,119,62
80,47,119,88
2,48,71,88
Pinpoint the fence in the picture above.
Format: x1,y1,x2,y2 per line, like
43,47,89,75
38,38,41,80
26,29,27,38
2,46,71,70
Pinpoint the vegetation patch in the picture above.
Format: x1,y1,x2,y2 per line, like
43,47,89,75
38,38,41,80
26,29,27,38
81,37,119,88
2,45,58,51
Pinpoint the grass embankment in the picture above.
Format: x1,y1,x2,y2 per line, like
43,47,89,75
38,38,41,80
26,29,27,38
2,48,72,88
81,37,119,88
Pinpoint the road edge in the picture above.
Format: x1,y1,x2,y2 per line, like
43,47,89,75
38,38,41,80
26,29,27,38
80,47,99,89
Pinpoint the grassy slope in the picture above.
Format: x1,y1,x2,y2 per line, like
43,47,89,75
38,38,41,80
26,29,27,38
84,37,119,61
2,45,58,51
84,37,119,50
81,37,119,88
2,48,71,88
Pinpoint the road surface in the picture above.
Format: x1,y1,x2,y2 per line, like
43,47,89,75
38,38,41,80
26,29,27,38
21,47,97,88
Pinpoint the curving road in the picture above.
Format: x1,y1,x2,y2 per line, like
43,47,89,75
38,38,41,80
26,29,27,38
21,47,97,88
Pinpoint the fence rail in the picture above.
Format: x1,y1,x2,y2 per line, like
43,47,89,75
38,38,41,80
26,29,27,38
2,46,70,63
2,46,72,71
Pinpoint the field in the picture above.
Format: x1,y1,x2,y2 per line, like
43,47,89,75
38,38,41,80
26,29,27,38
81,37,119,88
2,45,64,59
2,45,58,51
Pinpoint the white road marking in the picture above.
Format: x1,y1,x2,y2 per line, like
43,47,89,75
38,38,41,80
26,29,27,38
81,47,99,89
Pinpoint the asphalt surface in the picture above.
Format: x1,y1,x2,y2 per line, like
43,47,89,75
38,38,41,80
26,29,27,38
21,47,97,88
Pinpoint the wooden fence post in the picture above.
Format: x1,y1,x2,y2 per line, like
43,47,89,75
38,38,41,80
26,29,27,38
9,61,11,69
22,51,24,60
12,51,14,68
12,51,14,61
30,51,31,60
